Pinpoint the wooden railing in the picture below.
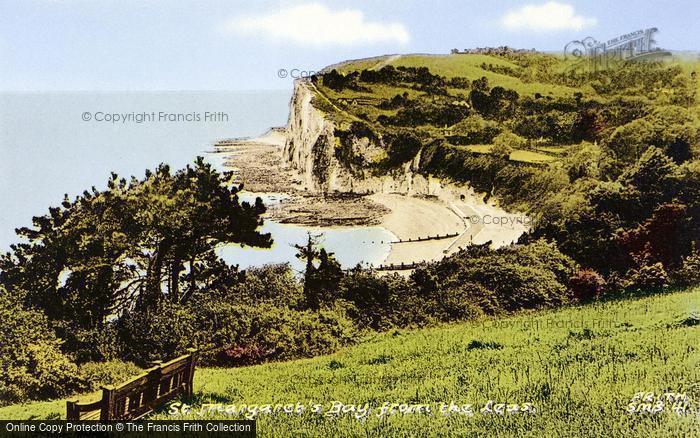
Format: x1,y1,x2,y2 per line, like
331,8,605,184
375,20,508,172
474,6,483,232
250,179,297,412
67,349,198,421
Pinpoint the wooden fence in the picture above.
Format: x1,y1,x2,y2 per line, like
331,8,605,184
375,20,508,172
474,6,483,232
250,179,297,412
66,349,198,421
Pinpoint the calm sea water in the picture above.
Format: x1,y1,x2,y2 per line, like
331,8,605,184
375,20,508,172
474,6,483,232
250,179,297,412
0,92,391,270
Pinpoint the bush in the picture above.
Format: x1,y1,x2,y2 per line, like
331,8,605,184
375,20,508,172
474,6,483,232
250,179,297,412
507,240,579,286
116,302,196,366
569,269,606,301
486,264,570,310
383,131,423,168
64,323,123,364
215,344,270,367
340,271,427,330
492,131,527,159
0,287,81,405
414,240,577,313
624,262,669,292
431,284,491,321
672,249,700,286
114,285,358,368
228,264,304,308
191,300,358,366
78,360,142,391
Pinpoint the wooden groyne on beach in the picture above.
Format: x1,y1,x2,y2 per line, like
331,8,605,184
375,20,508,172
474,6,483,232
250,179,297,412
390,232,460,244
374,261,423,271
365,232,461,245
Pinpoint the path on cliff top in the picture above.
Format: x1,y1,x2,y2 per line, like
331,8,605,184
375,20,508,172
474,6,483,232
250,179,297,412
307,81,363,123
372,54,402,71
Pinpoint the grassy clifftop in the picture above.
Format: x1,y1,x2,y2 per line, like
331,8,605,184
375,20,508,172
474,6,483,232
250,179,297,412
311,51,698,163
5,286,698,436
304,51,700,213
330,53,584,97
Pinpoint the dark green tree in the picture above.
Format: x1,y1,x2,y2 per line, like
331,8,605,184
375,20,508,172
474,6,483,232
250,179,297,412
294,234,343,310
0,158,271,358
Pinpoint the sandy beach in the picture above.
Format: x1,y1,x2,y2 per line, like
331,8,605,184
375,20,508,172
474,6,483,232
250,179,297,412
214,130,528,270
373,193,526,270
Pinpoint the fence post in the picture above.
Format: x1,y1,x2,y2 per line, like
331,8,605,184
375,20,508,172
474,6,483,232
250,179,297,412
100,385,115,421
185,348,198,398
66,399,79,421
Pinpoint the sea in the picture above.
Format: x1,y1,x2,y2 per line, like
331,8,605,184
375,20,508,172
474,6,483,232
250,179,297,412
0,91,392,271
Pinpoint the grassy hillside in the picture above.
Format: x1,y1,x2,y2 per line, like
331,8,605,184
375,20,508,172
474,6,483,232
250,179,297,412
315,52,699,169
312,51,700,218
332,52,700,100
383,53,583,97
332,53,581,98
4,286,698,436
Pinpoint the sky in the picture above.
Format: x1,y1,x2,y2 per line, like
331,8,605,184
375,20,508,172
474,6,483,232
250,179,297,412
1,0,698,91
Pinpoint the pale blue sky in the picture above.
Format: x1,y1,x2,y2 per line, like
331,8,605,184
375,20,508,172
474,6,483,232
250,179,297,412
1,0,698,91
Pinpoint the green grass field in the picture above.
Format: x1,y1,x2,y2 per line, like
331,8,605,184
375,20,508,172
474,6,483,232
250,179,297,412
509,149,558,163
3,287,698,436
457,144,557,164
337,53,583,98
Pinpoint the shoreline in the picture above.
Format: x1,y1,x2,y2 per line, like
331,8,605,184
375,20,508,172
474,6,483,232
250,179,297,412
212,129,528,270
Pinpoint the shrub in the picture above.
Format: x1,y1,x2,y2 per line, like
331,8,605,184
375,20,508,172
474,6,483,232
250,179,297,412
383,131,423,168
242,305,356,363
116,298,356,367
65,323,123,364
624,262,669,292
569,269,606,301
414,240,576,313
487,264,570,310
340,271,427,330
432,285,489,321
0,287,81,405
672,249,700,286
215,344,270,367
506,239,579,286
449,114,502,144
190,300,358,366
116,302,196,366
78,360,142,391
490,142,513,160
415,280,497,322
492,131,526,159
228,264,304,308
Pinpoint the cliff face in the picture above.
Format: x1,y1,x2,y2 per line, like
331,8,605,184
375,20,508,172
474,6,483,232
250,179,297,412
283,79,337,191
284,79,431,195
282,79,492,207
